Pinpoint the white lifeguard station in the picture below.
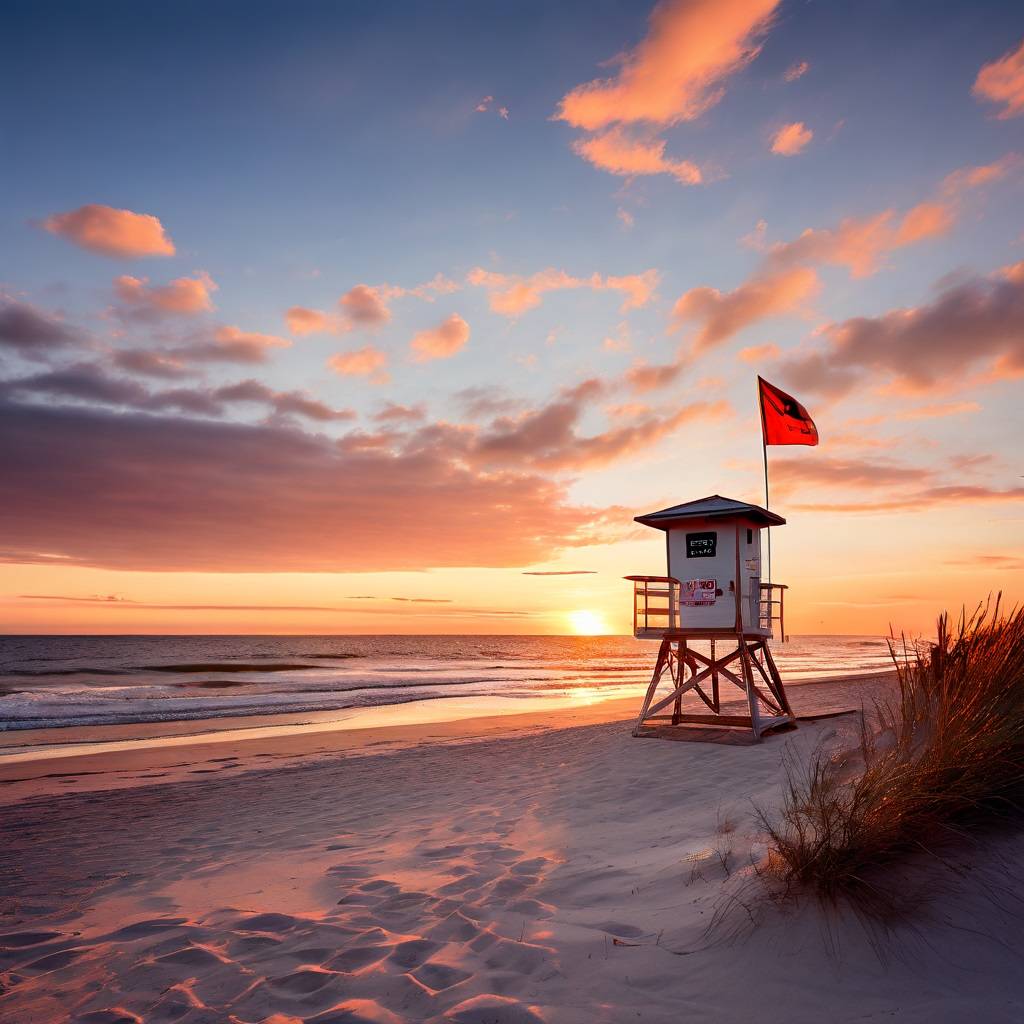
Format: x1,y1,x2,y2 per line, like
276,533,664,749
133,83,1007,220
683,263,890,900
626,495,794,741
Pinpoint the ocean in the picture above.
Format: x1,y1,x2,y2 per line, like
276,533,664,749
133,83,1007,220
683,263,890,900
0,634,895,733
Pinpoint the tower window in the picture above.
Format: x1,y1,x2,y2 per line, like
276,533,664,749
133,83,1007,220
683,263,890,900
746,529,753,544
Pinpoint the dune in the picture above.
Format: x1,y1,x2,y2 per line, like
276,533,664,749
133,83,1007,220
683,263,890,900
2,676,1022,1023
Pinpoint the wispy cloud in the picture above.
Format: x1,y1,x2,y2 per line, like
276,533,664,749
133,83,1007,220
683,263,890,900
783,60,809,82
522,570,598,575
672,265,818,351
973,37,1024,119
769,121,813,156
556,0,780,182
468,267,658,316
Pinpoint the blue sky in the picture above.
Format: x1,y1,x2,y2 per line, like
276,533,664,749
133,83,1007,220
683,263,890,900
1,0,1023,633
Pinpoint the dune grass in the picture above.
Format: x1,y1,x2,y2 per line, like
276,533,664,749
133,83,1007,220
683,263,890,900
762,598,1024,908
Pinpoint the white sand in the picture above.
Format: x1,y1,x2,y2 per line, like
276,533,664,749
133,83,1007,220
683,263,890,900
2,674,1022,1023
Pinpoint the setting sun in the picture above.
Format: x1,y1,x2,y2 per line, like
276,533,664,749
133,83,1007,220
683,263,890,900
567,609,609,635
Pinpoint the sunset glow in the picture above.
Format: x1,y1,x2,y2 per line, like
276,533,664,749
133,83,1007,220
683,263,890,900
567,610,610,636
1,2,1023,637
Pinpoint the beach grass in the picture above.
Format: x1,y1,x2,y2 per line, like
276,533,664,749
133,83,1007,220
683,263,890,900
762,598,1024,907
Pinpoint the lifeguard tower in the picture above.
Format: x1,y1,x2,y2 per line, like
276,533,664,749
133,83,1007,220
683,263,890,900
626,495,794,741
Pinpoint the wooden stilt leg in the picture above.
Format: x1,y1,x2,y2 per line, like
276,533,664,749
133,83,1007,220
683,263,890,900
760,641,793,716
672,640,685,724
633,637,670,735
738,638,762,741
710,638,719,713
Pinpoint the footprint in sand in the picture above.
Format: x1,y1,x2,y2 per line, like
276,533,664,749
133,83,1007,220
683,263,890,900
412,961,471,993
0,930,62,948
25,948,84,972
324,944,390,973
265,967,339,994
425,910,480,942
357,879,400,894
228,934,282,956
238,912,298,932
510,857,550,875
108,917,187,941
443,993,545,1023
387,937,439,969
74,1010,143,1024
490,876,533,898
506,898,554,918
437,873,488,896
306,999,408,1024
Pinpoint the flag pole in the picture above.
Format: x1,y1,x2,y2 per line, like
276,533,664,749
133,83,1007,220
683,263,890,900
757,377,771,586
763,434,771,585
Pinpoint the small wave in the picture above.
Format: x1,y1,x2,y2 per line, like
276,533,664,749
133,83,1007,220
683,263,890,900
0,668,127,678
136,663,321,673
185,680,251,689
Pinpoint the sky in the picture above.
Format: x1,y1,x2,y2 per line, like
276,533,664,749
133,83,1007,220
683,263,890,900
1,0,1023,636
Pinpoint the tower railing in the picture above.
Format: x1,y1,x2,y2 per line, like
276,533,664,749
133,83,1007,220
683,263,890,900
759,582,787,639
625,575,680,639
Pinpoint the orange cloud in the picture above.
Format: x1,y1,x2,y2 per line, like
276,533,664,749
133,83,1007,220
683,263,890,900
770,454,932,497
767,212,898,277
471,377,729,472
898,401,981,421
737,342,781,363
973,37,1024,119
778,261,1024,396
339,284,391,326
672,265,818,350
603,321,632,353
287,278,456,337
572,128,702,184
761,155,1016,279
184,326,290,364
770,121,813,156
791,486,1024,515
286,306,337,336
114,272,217,316
941,152,1021,192
468,267,658,316
410,313,470,361
625,359,687,392
328,345,388,379
397,273,462,300
41,204,175,258
894,202,956,245
556,0,780,130
783,60,809,82
0,401,623,573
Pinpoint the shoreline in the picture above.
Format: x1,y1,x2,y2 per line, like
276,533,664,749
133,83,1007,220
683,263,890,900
0,671,897,804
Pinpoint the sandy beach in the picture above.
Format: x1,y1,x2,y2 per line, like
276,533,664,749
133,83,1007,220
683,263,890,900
4,672,1023,1024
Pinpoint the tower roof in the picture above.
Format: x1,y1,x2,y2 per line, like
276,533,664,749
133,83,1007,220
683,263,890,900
635,494,785,530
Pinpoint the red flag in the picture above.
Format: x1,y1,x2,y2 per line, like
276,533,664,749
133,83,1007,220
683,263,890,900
758,376,818,446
